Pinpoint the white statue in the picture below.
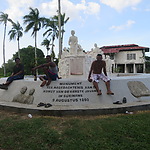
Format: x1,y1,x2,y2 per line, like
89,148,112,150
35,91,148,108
88,43,104,60
12,86,35,104
13,86,28,103
68,30,78,55
93,43,103,54
61,47,69,58
24,88,35,104
94,43,99,52
105,55,114,74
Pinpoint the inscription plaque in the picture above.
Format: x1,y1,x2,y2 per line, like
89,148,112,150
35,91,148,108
43,82,97,103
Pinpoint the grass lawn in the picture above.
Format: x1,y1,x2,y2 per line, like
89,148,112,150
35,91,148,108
0,110,149,150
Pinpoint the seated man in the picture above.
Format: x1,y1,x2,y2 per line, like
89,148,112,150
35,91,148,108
32,55,59,87
0,57,24,90
88,54,114,95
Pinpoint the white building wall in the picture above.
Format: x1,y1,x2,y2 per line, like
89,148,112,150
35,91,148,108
115,50,144,64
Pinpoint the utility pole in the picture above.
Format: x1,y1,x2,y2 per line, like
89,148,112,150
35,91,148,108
58,0,62,59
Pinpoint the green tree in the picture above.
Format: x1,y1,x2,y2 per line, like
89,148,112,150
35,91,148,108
8,21,23,58
5,59,15,76
41,38,51,55
23,7,45,69
53,13,69,56
43,13,69,59
43,18,58,56
13,45,45,75
0,59,15,77
0,12,12,76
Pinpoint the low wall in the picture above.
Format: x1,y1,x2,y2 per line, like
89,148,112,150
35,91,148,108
0,74,150,110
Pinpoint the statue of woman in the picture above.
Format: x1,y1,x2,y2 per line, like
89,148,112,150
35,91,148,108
68,30,78,55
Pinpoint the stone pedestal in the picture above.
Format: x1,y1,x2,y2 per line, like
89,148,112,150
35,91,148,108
59,31,114,79
58,55,93,79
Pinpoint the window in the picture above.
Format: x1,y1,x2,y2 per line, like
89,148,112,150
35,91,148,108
127,54,136,60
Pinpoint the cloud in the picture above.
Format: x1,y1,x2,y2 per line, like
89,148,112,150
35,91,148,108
110,20,135,31
3,0,100,23
5,0,34,22
100,0,142,12
145,8,150,12
40,0,100,20
85,2,101,15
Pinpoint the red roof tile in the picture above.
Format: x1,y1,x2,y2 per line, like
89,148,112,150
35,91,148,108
100,44,149,54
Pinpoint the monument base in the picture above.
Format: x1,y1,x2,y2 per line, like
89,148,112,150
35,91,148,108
0,74,150,116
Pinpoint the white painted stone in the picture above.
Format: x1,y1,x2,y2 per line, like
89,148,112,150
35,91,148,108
68,30,78,55
59,32,114,79
127,81,150,97
1,74,150,109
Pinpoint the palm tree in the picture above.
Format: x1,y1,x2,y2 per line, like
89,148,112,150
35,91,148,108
8,21,23,58
41,38,51,55
51,48,56,61
43,13,69,59
23,7,45,69
43,18,58,55
0,12,12,76
53,13,69,56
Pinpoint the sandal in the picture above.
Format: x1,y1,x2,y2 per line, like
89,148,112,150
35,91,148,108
97,90,102,95
113,101,122,104
37,102,45,107
45,103,52,108
107,92,114,95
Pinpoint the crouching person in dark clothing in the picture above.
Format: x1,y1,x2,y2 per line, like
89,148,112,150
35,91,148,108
32,55,59,87
0,57,24,90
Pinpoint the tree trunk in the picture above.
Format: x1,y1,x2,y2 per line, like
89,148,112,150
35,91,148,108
51,39,54,61
35,31,38,75
3,23,6,76
61,26,64,54
58,0,62,59
17,38,20,58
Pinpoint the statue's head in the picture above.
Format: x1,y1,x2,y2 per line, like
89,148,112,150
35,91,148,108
106,55,110,59
71,30,75,35
94,43,97,47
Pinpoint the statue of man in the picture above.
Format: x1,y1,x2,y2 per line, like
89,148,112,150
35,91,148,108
94,43,99,52
93,43,103,55
68,30,78,55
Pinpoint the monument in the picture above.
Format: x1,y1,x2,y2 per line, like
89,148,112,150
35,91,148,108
0,29,150,116
89,43,104,59
59,31,114,78
68,30,78,55
58,30,88,79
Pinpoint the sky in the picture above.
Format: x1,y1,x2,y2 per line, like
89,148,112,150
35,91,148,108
0,0,150,66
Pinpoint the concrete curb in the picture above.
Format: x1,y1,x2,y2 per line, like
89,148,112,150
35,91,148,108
0,102,150,116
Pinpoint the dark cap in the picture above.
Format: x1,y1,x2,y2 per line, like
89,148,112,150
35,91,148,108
97,54,102,56
15,57,20,61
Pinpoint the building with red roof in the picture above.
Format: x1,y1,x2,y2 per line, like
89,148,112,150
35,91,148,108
100,44,149,73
